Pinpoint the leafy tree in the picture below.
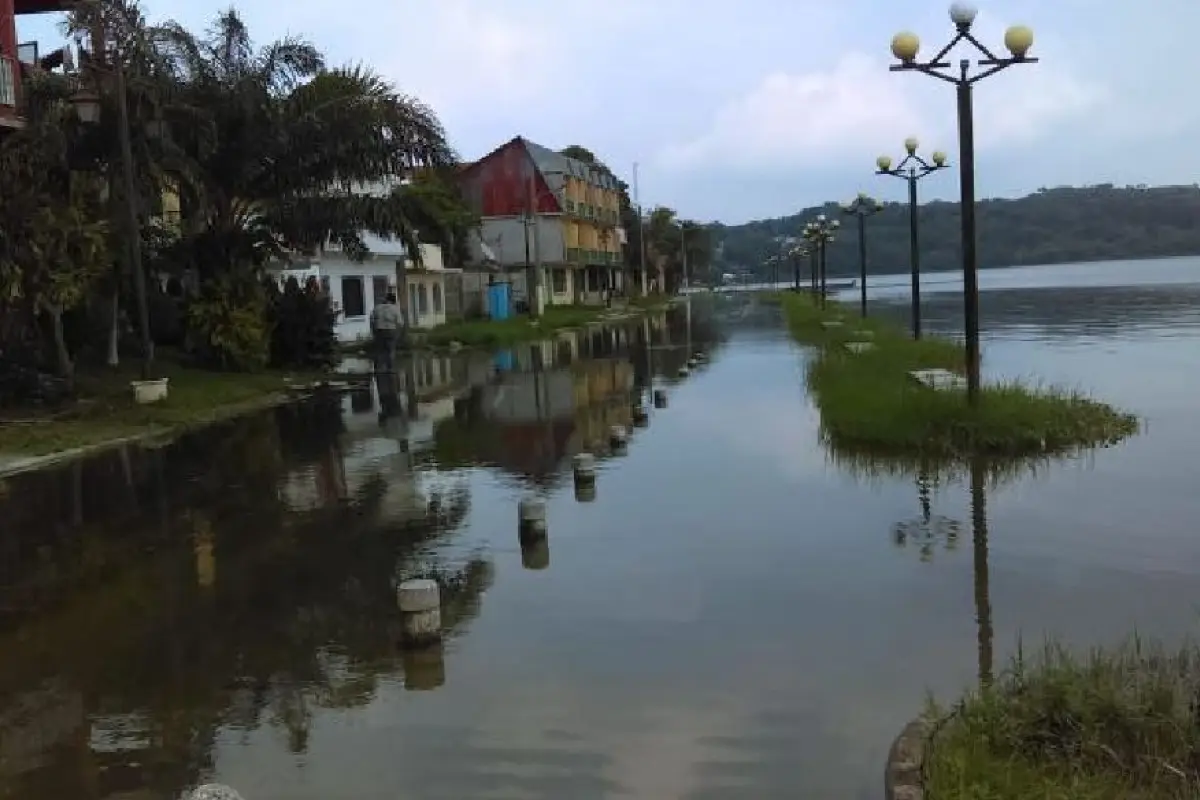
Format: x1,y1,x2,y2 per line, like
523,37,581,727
714,185,1200,279
0,72,110,388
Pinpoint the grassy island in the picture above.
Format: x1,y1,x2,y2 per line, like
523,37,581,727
926,641,1200,799
778,293,1138,459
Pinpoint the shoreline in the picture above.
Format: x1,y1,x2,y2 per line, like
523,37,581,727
0,299,679,479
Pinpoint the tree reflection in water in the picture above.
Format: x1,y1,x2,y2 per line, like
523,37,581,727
0,395,494,798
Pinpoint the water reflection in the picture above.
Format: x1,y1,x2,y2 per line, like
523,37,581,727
0,396,493,798
0,304,722,799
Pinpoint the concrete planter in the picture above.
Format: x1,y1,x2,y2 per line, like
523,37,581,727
131,378,169,405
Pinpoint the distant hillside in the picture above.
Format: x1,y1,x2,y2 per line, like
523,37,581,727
713,185,1200,278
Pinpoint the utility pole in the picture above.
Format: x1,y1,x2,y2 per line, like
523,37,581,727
522,172,541,319
634,162,648,295
680,225,689,293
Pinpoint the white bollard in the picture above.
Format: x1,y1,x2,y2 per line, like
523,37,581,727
687,357,698,367
573,452,596,481
397,578,442,646
518,497,548,538
677,366,690,377
609,425,629,448
184,786,245,800
653,389,668,408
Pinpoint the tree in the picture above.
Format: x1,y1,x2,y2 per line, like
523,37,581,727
151,11,457,275
0,72,111,389
714,184,1200,279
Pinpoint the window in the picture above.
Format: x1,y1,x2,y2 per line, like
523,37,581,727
432,283,443,313
372,276,389,307
418,284,429,315
341,276,365,317
552,268,568,295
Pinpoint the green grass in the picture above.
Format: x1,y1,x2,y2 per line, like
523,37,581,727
779,292,1139,459
0,357,324,458
926,640,1200,799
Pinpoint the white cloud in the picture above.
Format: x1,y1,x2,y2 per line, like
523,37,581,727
656,54,922,173
656,9,1107,177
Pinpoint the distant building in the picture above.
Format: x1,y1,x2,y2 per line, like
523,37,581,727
458,136,626,307
1,0,77,135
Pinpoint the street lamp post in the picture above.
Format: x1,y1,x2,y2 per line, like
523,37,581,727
840,193,882,317
889,3,1036,405
788,244,808,292
876,138,949,338
802,215,839,306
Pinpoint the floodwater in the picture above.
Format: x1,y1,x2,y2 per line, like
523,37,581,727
1,256,1199,799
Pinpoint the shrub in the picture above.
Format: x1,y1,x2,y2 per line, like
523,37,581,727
185,274,271,371
266,276,337,369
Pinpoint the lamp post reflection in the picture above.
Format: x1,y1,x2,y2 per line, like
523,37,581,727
970,458,993,687
890,460,993,686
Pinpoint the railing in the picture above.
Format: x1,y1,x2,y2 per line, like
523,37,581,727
0,56,17,108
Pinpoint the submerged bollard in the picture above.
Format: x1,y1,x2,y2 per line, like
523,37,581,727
574,480,596,503
521,536,551,569
677,366,689,377
573,452,596,482
402,641,446,691
687,357,698,368
573,453,598,502
631,404,649,427
609,425,629,449
397,578,442,646
653,389,668,408
518,497,548,539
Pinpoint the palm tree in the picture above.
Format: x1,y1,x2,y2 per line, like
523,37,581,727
147,9,458,276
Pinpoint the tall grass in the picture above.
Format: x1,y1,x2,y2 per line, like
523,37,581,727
926,639,1200,799
779,293,1139,459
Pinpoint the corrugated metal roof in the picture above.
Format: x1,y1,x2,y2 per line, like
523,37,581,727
520,138,618,191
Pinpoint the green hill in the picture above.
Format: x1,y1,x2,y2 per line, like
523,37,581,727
713,184,1200,279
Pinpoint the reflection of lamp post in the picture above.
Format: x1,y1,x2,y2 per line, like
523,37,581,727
876,139,949,339
802,215,839,306
840,193,882,317
72,58,154,380
891,469,960,563
890,3,1036,404
969,458,993,687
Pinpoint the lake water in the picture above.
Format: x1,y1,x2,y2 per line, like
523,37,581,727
2,256,1200,799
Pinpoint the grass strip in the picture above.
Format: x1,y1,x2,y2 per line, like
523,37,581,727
779,292,1138,459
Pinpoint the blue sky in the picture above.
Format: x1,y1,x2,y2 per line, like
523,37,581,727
20,0,1200,223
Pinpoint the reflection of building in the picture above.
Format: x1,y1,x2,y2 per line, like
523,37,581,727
438,336,636,480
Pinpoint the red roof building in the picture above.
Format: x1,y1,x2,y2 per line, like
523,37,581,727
458,136,628,307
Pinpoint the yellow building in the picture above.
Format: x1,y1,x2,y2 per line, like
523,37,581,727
460,136,627,306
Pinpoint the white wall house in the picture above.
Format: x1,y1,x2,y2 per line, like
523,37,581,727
271,240,458,343
269,178,461,343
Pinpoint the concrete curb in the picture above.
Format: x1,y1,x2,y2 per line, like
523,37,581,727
0,391,300,480
884,715,933,800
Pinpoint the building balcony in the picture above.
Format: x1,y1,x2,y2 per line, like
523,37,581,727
0,55,22,130
566,248,623,265
562,200,620,227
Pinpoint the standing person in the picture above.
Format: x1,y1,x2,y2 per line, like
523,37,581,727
369,290,404,372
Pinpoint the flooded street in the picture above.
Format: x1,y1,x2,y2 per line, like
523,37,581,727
3,257,1200,799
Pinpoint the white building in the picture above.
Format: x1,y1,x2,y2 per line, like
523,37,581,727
272,241,458,343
